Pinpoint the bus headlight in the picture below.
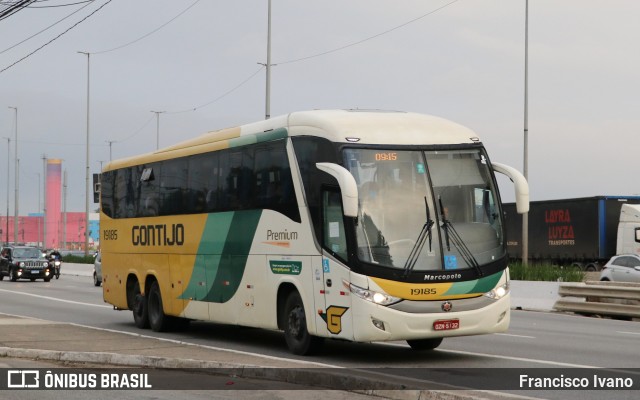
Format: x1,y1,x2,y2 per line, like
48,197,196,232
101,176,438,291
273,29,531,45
348,282,401,306
484,281,509,300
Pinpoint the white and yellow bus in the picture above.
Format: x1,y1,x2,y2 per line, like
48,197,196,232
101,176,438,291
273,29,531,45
99,110,529,355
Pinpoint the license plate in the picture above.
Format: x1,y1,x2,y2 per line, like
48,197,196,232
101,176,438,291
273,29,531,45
433,319,459,331
31,270,40,274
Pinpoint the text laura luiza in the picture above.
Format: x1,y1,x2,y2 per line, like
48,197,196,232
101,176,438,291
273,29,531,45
519,374,634,389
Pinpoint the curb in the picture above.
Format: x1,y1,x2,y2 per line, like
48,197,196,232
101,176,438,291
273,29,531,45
0,346,512,400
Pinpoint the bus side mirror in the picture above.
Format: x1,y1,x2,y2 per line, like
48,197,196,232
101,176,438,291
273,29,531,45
316,163,359,217
492,162,530,214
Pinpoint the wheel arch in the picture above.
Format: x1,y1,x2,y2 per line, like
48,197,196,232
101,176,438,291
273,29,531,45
277,282,299,330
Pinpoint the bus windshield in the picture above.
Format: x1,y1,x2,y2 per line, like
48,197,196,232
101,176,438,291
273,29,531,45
344,148,504,273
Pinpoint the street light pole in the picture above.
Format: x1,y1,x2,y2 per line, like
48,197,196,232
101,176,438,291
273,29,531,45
36,173,40,248
522,0,529,265
78,51,91,256
4,137,9,245
8,106,18,244
151,111,164,150
265,0,272,120
42,154,47,248
105,140,114,161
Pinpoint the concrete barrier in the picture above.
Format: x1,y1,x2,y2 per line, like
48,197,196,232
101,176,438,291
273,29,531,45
553,281,640,318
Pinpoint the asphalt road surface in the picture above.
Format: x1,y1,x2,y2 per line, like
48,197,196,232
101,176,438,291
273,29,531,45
0,273,638,400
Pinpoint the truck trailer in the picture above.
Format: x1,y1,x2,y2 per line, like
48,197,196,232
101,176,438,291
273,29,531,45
504,196,640,270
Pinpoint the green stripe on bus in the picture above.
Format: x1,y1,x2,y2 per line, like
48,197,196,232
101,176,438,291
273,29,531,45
179,210,263,304
228,128,288,149
443,270,502,296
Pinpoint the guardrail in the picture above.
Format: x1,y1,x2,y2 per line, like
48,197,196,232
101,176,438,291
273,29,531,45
553,281,640,319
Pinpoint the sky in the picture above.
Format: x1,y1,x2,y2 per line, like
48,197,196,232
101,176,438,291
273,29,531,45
1,0,639,216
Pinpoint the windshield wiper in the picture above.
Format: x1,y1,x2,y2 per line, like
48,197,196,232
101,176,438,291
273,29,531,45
438,196,483,277
403,197,434,277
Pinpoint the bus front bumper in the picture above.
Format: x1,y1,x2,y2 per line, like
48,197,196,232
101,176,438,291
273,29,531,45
351,293,510,343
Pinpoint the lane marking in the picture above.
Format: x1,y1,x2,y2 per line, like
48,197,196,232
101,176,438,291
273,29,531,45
495,333,536,339
617,331,640,336
0,288,111,309
68,322,341,368
381,342,600,368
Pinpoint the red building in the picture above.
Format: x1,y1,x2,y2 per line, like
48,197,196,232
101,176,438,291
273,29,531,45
0,159,99,250
0,213,98,250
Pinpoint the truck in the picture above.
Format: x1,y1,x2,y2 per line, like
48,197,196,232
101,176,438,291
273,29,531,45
503,196,640,271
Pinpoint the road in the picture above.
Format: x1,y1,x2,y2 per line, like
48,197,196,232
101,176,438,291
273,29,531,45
0,271,638,400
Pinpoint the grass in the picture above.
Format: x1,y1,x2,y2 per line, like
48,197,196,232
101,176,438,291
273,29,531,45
508,261,585,282
61,254,96,264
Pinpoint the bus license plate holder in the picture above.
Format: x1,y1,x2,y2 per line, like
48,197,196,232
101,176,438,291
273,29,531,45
433,319,459,331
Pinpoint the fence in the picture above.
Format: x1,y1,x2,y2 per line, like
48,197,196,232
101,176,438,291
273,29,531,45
553,281,640,319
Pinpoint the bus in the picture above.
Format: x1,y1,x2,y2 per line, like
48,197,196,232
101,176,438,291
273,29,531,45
99,109,529,355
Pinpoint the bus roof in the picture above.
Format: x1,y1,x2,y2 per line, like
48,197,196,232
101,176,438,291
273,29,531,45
104,110,480,171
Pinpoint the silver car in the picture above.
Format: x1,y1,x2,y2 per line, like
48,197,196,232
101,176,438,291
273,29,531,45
93,252,102,287
600,254,640,283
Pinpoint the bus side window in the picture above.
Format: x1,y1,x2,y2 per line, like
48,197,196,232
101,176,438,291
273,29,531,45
322,190,348,261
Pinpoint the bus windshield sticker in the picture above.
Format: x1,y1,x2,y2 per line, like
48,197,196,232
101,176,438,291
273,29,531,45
329,222,340,238
323,259,330,273
444,255,458,270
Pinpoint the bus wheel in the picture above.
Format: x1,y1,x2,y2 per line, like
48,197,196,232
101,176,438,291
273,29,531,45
148,281,169,332
407,338,443,351
131,281,149,329
283,291,323,355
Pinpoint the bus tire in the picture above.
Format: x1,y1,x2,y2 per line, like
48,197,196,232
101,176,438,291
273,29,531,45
148,281,169,332
407,337,443,351
132,281,149,329
283,291,323,355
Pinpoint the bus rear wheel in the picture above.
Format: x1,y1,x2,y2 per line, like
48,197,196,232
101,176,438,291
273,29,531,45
148,281,170,332
283,291,323,355
131,281,149,329
407,337,443,351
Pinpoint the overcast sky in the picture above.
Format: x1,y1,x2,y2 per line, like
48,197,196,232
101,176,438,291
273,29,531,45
1,0,639,215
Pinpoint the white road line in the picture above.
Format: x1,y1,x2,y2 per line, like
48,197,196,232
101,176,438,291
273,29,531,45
0,288,110,309
381,342,600,368
68,322,342,368
440,348,601,368
495,333,536,339
617,331,640,336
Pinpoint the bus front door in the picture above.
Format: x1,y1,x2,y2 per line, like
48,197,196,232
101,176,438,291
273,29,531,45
315,190,354,340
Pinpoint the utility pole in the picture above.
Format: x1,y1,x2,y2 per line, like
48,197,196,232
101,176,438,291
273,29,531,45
42,154,47,248
260,0,272,120
78,51,91,256
63,170,67,250
151,111,164,150
105,140,115,161
522,0,529,265
8,106,18,244
4,137,9,245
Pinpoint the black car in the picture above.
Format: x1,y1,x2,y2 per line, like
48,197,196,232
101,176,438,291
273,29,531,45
0,246,53,282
